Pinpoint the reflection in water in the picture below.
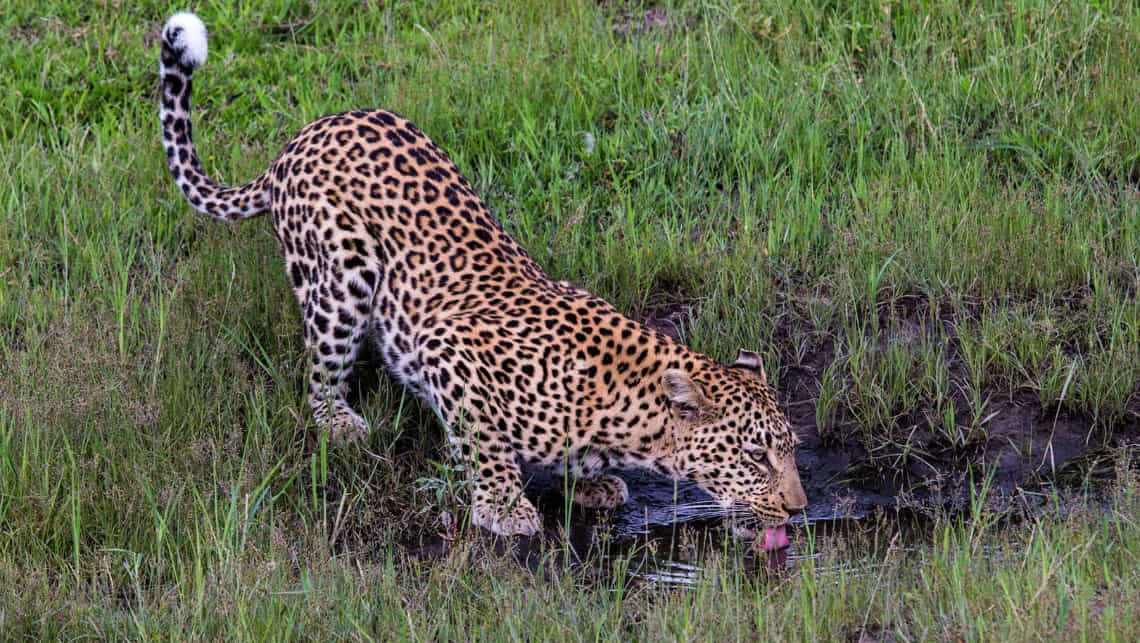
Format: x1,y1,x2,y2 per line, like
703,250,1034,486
403,465,1110,590
517,465,888,588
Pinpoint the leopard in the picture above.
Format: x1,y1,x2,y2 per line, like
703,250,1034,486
157,12,807,539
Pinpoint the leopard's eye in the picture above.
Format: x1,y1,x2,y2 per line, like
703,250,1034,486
743,450,772,477
743,446,767,465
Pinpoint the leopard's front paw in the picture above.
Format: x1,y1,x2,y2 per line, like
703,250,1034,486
566,473,629,509
472,494,541,536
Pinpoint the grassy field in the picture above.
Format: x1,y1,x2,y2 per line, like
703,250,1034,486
2,0,1139,638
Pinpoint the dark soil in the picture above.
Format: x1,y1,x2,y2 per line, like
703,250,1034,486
632,295,693,342
612,8,671,39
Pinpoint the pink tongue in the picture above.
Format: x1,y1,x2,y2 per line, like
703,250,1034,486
761,525,789,551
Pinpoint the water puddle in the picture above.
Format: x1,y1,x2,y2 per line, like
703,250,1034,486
399,461,1120,590
544,469,1115,585
458,466,892,587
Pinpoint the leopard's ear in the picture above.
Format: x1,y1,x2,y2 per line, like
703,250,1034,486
662,369,713,422
733,348,767,386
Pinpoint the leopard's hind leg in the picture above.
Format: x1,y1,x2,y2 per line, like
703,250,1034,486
292,260,375,444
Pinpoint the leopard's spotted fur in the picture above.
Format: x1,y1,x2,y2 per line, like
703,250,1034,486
158,13,807,536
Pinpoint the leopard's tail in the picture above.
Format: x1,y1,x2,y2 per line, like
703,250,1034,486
159,13,269,221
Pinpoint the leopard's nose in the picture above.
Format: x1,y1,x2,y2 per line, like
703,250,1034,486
781,467,808,514
783,501,806,516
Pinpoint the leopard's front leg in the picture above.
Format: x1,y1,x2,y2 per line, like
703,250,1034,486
564,473,630,509
464,427,540,537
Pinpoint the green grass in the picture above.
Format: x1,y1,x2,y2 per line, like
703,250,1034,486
2,0,1139,638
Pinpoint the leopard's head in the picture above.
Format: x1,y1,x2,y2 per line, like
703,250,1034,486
663,349,807,528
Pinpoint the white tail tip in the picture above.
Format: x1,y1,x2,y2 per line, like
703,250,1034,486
163,12,208,67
